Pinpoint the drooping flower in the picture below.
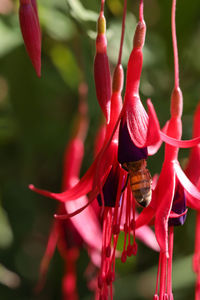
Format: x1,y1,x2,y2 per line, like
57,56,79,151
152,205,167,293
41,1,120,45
136,1,200,298
35,83,102,299
184,103,200,299
19,0,41,77
30,2,161,299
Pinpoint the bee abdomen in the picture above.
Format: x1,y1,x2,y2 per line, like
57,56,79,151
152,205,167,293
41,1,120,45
130,171,152,207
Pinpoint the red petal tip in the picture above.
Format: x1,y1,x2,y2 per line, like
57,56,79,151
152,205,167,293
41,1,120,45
29,184,34,190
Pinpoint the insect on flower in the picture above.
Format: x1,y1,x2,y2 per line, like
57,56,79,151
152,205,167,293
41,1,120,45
29,1,200,299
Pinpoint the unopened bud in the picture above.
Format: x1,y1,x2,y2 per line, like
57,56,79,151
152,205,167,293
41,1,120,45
112,64,124,92
98,14,106,35
170,87,183,117
133,21,146,49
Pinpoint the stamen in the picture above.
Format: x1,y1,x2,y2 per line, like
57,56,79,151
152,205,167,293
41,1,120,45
159,253,167,299
167,227,174,297
155,254,161,295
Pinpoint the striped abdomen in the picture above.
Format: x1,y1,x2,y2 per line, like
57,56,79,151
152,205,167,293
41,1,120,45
123,159,152,207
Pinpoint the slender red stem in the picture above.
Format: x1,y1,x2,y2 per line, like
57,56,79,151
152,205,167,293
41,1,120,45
139,0,144,22
117,0,127,65
171,0,179,89
100,0,105,13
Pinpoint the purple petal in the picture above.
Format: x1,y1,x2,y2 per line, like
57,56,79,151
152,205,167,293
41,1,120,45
118,119,147,165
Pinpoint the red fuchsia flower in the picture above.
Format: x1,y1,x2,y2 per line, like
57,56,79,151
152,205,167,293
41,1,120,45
29,1,200,298
184,103,200,300
135,1,200,298
35,83,102,299
19,0,41,77
29,0,119,213
30,2,160,299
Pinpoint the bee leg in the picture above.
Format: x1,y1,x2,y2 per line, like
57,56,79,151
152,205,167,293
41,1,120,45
121,174,129,193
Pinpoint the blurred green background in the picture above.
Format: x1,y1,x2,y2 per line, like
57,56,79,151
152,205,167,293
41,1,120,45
0,0,200,299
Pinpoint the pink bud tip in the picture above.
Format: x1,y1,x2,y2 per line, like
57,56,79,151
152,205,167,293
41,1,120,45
112,64,124,93
170,87,183,117
29,184,34,190
133,20,146,49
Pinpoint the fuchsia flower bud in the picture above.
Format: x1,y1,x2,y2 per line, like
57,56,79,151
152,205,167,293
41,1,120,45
94,10,111,123
19,0,41,77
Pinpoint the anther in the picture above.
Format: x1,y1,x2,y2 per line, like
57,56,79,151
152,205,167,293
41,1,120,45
99,294,107,300
98,275,104,289
124,223,129,233
121,251,127,263
130,218,135,230
106,246,111,257
127,244,133,257
106,272,115,285
132,242,138,256
112,224,120,235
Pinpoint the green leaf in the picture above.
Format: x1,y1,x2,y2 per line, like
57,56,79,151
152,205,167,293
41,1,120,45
0,204,13,248
0,19,21,57
66,0,98,22
39,6,76,41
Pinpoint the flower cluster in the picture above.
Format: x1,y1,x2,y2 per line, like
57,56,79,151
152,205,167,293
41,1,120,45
18,0,200,299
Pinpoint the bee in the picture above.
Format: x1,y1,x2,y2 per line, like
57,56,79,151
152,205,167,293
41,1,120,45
122,159,152,207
